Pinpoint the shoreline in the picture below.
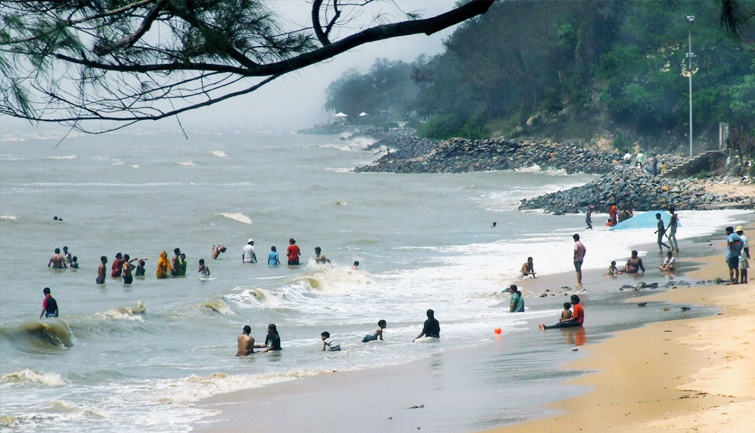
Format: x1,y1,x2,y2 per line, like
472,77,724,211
482,222,755,433
194,217,751,433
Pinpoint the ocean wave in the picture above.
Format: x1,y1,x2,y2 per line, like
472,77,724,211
0,369,66,387
0,215,17,221
96,301,146,322
176,160,194,166
324,167,353,173
201,298,234,316
216,212,252,224
208,150,227,157
111,161,125,166
0,319,74,350
130,164,140,169
0,153,28,161
513,164,568,176
47,155,76,160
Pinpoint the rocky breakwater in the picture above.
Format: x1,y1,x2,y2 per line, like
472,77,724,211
518,166,750,214
355,137,621,174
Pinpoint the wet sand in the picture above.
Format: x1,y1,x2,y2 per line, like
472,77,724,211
196,222,753,433
483,222,755,433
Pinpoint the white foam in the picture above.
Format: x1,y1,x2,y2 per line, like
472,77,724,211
47,155,76,160
0,369,65,386
216,213,252,224
208,150,227,157
514,164,568,176
176,160,194,166
0,215,17,221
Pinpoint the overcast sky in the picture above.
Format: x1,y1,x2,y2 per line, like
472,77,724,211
1,0,462,134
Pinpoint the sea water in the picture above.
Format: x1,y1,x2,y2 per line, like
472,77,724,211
0,128,749,432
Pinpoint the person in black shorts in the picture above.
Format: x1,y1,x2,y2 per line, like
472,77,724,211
39,287,59,319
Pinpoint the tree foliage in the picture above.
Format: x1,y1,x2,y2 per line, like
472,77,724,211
326,0,755,144
0,0,494,132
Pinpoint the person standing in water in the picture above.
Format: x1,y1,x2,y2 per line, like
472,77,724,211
573,234,586,288
96,256,107,284
255,324,282,352
62,246,72,266
413,309,440,341
135,260,146,277
39,287,58,319
178,253,188,276
314,247,330,264
268,246,280,265
48,248,67,269
156,251,170,279
198,259,211,277
286,238,300,265
242,239,257,263
585,206,593,230
122,254,138,284
171,248,182,276
111,252,123,278
236,325,255,356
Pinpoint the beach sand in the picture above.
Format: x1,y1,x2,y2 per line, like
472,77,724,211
197,223,753,433
484,225,755,433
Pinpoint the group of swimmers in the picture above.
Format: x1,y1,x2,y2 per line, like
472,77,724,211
47,246,78,269
236,309,441,355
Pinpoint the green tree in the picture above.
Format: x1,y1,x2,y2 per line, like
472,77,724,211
0,0,494,132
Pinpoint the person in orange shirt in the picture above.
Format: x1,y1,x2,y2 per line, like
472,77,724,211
156,251,170,279
286,238,300,265
539,295,584,330
609,204,617,226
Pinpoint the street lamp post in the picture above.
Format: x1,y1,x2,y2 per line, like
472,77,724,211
686,15,695,159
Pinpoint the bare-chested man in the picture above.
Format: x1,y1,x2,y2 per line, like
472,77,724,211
48,248,67,269
236,325,255,356
97,256,107,284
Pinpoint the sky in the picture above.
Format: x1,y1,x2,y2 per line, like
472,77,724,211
1,0,464,134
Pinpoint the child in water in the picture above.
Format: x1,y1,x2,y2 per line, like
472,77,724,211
135,260,146,277
198,259,211,277
321,331,341,351
70,256,79,269
362,320,386,342
351,261,360,270
560,302,572,322
605,261,620,276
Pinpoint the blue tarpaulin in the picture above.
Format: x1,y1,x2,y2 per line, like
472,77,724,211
609,211,680,231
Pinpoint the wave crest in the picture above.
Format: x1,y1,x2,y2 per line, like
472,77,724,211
0,369,65,386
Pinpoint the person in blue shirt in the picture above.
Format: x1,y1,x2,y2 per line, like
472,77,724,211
268,246,280,266
726,226,743,284
508,284,525,312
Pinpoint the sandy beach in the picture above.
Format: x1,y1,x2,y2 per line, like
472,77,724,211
484,224,755,433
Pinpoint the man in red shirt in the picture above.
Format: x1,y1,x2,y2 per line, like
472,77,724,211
39,287,59,319
286,238,301,265
539,295,584,330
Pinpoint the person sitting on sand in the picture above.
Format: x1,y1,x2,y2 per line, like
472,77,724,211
520,257,536,279
362,320,386,342
212,245,226,260
236,325,255,356
508,285,525,313
659,251,676,272
413,309,440,342
624,250,645,274
561,302,572,321
254,324,282,352
321,331,341,351
198,259,211,277
539,295,584,330
605,261,620,277
48,248,67,269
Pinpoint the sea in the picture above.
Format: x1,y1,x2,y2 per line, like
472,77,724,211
0,128,750,432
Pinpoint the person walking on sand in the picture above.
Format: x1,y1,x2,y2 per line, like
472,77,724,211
585,206,593,230
667,207,679,252
736,226,749,284
572,234,586,288
156,251,170,279
48,248,67,269
242,239,257,263
508,285,525,313
236,325,255,356
520,257,535,279
413,309,440,342
539,295,584,330
654,213,671,254
286,238,300,265
725,227,743,284
39,287,59,319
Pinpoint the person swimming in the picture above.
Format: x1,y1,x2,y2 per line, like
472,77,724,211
362,320,386,342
